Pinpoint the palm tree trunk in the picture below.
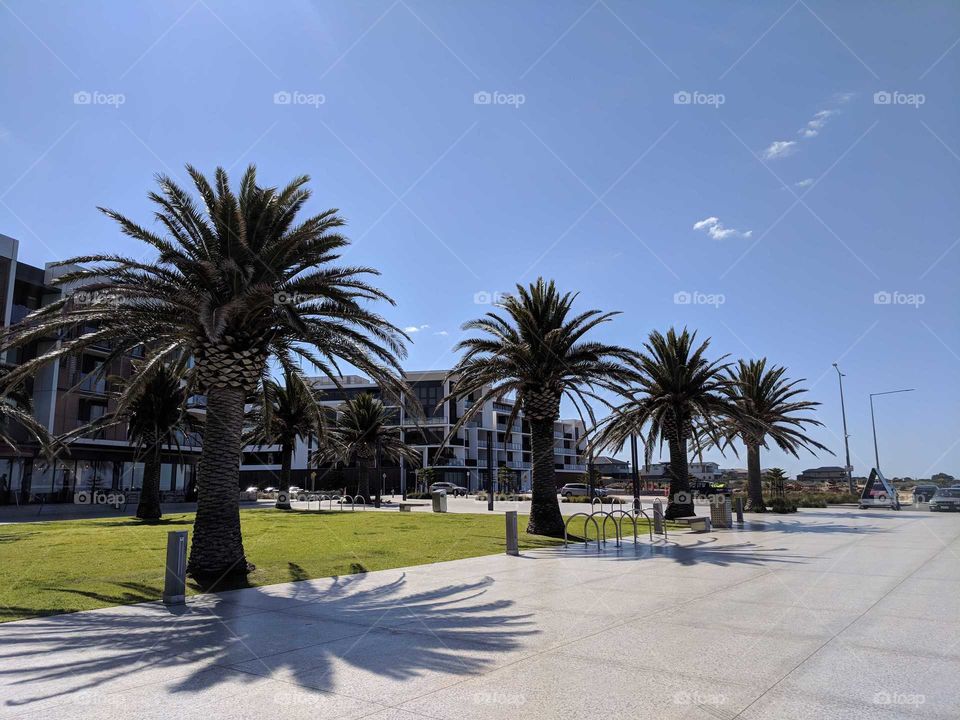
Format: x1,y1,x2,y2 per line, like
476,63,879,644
359,461,370,502
136,443,163,521
187,385,249,580
275,441,292,509
526,417,565,537
745,442,765,512
665,435,695,519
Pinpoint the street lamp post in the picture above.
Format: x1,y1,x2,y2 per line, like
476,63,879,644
832,364,855,495
869,389,915,472
629,433,640,511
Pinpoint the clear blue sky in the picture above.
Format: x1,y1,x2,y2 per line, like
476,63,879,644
2,1,958,478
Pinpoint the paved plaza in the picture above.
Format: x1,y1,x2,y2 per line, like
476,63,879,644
1,507,957,719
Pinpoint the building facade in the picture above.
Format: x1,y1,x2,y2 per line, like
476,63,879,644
239,370,589,493
0,236,201,504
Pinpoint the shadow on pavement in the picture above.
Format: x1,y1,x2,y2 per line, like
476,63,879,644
0,573,536,710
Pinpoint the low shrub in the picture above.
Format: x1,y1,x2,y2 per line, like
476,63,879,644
561,495,623,504
404,492,432,500
768,497,797,513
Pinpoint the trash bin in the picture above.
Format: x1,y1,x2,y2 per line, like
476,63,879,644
431,489,447,513
710,494,733,528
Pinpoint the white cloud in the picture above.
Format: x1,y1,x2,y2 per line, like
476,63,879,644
693,216,752,240
795,178,814,188
433,330,449,336
762,140,796,160
404,324,430,333
799,109,835,138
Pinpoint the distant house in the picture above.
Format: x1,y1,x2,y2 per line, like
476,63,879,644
797,466,848,485
593,456,631,480
638,461,721,484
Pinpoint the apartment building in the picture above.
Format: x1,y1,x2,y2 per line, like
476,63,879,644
0,236,201,504
239,370,589,493
639,460,722,484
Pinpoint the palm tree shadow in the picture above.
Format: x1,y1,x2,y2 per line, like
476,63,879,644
0,573,537,710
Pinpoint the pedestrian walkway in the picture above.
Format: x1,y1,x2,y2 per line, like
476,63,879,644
0,508,957,719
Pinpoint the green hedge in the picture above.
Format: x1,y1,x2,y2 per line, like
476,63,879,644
561,496,623,504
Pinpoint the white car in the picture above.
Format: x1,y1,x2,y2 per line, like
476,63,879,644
559,483,608,498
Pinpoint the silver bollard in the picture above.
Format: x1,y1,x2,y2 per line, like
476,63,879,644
735,496,744,524
505,510,519,556
162,530,188,605
653,502,664,536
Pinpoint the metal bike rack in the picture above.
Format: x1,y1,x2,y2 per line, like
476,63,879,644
590,497,604,513
563,512,601,551
596,510,622,547
329,494,342,511
609,508,642,543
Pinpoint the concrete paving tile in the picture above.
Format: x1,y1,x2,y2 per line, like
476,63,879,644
400,650,758,720
660,596,857,639
839,614,960,660
555,617,826,685
738,685,910,720
714,572,902,613
774,645,960,719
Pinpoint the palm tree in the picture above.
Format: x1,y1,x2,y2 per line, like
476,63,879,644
247,368,332,509
724,359,830,511
764,467,789,498
593,328,738,519
327,393,420,502
0,165,409,580
444,279,636,537
59,362,199,520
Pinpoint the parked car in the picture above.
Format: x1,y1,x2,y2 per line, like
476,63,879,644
912,484,939,503
559,483,608,498
929,488,960,512
428,482,467,496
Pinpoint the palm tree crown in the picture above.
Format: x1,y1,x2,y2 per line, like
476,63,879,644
592,328,739,518
0,165,409,579
724,358,831,510
446,279,636,535
327,393,420,500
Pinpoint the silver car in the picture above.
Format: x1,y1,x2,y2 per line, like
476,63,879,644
930,488,960,512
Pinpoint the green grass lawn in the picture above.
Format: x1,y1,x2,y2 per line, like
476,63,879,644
0,509,574,623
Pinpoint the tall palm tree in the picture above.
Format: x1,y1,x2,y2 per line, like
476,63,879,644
593,328,738,519
724,359,831,511
247,367,332,509
0,165,409,580
444,279,636,537
64,363,200,521
327,393,420,502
